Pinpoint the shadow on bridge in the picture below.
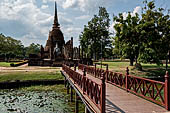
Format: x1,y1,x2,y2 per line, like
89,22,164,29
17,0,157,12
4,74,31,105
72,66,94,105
106,99,125,113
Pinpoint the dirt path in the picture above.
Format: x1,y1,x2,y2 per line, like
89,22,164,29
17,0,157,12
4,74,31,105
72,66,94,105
0,66,61,73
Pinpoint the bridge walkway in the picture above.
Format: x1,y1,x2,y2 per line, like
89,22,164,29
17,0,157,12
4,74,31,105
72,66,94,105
76,69,168,113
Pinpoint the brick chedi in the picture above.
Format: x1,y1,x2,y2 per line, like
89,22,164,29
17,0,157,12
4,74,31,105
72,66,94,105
29,2,81,66
41,2,65,60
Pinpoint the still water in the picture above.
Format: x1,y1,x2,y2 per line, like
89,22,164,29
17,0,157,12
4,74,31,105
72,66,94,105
0,85,85,113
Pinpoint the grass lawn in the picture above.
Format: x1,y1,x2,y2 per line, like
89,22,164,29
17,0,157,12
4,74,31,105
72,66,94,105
0,68,64,82
0,62,11,67
95,60,169,78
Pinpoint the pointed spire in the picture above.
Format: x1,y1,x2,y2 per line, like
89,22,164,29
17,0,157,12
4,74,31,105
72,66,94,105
54,1,59,27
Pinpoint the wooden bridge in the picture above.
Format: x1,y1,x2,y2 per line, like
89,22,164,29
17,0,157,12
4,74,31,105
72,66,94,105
61,63,170,113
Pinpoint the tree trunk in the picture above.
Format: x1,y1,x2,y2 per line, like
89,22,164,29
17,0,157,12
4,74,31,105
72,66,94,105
169,51,170,63
130,58,134,66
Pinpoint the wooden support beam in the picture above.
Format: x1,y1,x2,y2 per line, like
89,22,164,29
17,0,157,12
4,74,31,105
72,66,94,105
85,107,90,113
75,93,79,113
70,86,73,102
67,83,70,94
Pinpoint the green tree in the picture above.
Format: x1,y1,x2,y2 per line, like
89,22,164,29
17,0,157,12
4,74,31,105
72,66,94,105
0,33,24,60
25,43,41,57
137,0,170,65
113,0,170,66
79,7,111,60
113,12,140,66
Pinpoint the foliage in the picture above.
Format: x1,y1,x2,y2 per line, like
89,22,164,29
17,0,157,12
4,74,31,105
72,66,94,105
0,33,41,59
113,0,170,66
113,12,140,66
0,33,24,59
79,7,112,60
137,0,170,64
25,43,41,57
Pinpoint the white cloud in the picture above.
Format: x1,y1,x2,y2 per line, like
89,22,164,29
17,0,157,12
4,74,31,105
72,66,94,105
122,6,141,19
41,5,49,9
61,0,112,13
75,15,90,20
0,0,76,46
61,26,81,45
62,0,77,9
132,6,141,16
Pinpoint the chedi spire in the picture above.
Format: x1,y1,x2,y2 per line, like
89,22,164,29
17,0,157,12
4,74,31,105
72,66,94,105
53,1,59,28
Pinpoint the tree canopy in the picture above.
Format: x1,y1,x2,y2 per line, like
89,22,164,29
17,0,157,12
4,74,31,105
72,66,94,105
79,7,112,60
0,33,40,60
113,0,170,66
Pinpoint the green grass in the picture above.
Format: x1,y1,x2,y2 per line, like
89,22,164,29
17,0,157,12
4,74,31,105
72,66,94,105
0,71,64,82
95,61,169,78
20,84,66,92
0,62,11,67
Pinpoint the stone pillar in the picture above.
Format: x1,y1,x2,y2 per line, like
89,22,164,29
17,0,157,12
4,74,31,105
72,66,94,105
79,45,81,59
71,37,73,60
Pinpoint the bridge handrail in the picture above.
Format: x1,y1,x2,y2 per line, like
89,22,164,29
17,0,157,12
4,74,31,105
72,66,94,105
78,63,170,110
62,64,106,113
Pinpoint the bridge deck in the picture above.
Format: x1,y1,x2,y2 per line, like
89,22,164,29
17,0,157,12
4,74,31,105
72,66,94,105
76,70,168,113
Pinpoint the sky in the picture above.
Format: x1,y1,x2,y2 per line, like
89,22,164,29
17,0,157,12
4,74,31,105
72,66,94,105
0,0,169,47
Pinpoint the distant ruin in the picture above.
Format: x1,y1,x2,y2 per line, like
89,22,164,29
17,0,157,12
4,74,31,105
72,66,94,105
29,2,80,66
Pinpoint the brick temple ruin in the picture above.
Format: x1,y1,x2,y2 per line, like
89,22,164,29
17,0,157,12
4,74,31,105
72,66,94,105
29,2,81,66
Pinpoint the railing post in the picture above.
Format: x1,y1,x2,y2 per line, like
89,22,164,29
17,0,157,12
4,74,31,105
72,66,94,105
126,67,129,92
83,67,86,77
74,63,77,71
95,63,96,78
101,73,106,113
83,67,86,94
106,64,108,82
165,71,170,110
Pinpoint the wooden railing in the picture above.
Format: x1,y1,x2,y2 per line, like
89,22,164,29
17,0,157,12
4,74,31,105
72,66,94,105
62,64,106,113
78,63,170,110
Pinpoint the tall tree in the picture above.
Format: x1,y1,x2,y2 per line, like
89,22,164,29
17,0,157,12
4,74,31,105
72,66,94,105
113,12,140,66
113,0,170,66
79,7,111,60
137,0,170,65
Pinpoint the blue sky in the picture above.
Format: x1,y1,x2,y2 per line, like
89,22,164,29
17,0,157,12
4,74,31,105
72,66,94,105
0,0,169,47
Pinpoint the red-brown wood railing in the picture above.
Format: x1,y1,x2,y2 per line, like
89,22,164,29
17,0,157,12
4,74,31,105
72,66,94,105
78,63,170,110
62,64,106,113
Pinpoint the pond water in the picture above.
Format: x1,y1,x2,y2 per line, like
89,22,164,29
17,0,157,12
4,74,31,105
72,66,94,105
0,85,85,113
